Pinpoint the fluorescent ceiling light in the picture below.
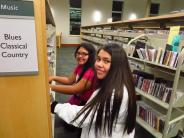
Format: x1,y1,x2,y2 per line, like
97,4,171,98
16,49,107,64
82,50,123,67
93,10,101,23
129,13,137,20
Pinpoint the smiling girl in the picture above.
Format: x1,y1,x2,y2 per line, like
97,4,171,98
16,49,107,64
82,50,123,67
49,42,97,106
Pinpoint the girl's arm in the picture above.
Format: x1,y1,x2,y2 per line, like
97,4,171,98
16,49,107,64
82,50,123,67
50,78,92,94
51,90,99,127
52,88,129,128
52,103,85,127
49,73,76,85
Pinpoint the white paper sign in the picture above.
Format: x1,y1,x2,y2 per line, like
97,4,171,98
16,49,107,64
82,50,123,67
0,17,38,75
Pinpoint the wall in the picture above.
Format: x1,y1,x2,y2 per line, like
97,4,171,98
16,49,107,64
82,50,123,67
52,0,112,45
52,0,74,44
123,0,148,20
123,0,173,20
150,0,184,15
0,0,52,138
52,0,69,36
52,0,82,45
171,0,184,12
81,0,112,26
152,0,172,15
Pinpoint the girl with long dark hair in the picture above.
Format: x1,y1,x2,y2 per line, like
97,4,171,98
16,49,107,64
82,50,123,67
51,43,137,138
49,42,97,106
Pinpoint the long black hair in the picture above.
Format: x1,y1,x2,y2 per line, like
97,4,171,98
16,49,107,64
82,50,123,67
72,43,136,136
74,42,96,82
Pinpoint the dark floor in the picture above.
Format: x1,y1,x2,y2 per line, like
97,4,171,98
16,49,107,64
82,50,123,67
54,46,154,138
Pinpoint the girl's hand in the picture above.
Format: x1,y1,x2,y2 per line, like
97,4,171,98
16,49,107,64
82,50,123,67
49,76,54,84
50,93,55,103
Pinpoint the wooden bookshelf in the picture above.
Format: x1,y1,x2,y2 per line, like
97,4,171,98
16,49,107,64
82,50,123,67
81,13,184,28
45,0,56,137
0,0,52,138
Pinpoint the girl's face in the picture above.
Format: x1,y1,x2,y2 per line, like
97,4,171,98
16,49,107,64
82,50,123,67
95,49,111,80
76,47,89,65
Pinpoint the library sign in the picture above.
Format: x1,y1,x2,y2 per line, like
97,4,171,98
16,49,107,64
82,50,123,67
0,1,38,76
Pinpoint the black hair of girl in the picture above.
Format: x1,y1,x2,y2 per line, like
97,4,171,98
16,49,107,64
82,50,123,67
72,43,137,136
74,42,96,82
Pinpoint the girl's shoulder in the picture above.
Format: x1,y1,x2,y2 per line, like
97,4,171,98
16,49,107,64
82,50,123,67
86,67,95,72
74,65,82,74
84,67,95,77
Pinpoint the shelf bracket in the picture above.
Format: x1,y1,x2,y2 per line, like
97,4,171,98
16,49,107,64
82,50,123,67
169,114,184,125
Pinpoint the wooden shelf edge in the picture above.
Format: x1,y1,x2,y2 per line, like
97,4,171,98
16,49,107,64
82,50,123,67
81,13,184,28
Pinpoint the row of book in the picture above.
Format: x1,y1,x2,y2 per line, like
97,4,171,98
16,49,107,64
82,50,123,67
137,101,165,133
133,70,173,103
81,35,105,45
124,29,169,35
127,40,180,68
82,28,184,36
82,35,125,47
135,47,178,68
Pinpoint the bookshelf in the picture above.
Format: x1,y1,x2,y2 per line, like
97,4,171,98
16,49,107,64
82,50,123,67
46,0,56,83
45,0,56,137
80,13,184,138
136,88,169,109
136,116,163,138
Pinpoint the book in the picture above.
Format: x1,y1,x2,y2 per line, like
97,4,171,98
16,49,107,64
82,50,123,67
137,101,165,132
141,79,152,92
159,50,166,64
136,49,144,59
167,26,181,52
151,78,164,96
129,45,136,57
157,82,166,100
163,50,172,66
169,51,178,67
140,48,150,60
133,70,154,79
133,41,146,58
173,56,179,68
165,88,173,103
147,80,155,94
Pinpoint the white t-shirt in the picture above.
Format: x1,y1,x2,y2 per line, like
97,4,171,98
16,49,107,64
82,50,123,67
54,87,135,138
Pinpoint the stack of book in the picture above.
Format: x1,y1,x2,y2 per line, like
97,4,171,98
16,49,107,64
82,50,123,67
133,45,179,68
133,70,173,103
137,101,165,133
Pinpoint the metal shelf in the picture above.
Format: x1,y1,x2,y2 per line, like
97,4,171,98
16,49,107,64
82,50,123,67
136,116,163,138
136,88,169,109
81,13,184,138
128,56,177,71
